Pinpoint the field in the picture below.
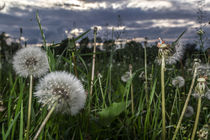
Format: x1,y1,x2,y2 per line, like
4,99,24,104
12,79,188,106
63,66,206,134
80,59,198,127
0,14,209,140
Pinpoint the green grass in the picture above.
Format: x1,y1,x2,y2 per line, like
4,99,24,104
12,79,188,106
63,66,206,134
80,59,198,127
0,14,209,140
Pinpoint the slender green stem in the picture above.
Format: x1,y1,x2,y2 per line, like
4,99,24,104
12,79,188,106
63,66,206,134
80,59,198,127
144,43,148,105
172,67,197,140
33,102,57,140
26,75,33,140
161,56,166,140
98,76,106,108
168,87,178,138
90,28,97,95
191,97,201,140
129,64,134,115
72,51,78,78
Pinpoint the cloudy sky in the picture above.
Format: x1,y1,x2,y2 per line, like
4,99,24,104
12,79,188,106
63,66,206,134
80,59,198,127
0,0,210,45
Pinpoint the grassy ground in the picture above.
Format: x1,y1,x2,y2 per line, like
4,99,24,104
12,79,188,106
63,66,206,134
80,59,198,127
0,16,209,140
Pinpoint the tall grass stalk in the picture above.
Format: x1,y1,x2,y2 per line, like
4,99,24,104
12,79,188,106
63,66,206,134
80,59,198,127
90,28,97,95
129,64,134,115
33,102,57,140
108,27,115,103
168,87,179,138
161,55,166,140
144,40,148,105
98,75,106,108
72,50,78,77
26,75,33,140
172,67,198,140
191,97,201,140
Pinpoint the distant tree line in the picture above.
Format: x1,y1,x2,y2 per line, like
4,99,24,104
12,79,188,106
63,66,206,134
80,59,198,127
0,32,209,66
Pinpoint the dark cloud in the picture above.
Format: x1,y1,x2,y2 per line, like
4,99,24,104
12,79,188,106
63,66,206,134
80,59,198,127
0,0,210,45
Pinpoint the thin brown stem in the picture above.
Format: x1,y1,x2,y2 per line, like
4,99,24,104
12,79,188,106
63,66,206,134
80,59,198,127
172,67,198,140
90,28,97,95
191,97,201,140
129,64,134,115
33,102,57,140
161,56,166,140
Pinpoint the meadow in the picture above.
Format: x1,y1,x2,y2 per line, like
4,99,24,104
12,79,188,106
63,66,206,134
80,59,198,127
0,13,209,140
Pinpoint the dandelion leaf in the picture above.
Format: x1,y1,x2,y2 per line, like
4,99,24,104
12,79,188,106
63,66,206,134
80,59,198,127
97,101,129,126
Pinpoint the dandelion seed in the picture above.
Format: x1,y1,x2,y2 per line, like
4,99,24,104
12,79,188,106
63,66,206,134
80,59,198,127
12,47,49,78
34,71,86,115
204,90,210,100
121,71,130,82
184,106,194,117
172,76,185,88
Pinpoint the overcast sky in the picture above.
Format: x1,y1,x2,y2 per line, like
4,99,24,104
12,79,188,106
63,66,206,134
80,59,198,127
0,0,210,46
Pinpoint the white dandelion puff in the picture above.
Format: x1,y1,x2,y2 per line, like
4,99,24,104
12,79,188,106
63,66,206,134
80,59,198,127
12,47,49,78
184,106,194,118
172,76,185,88
197,64,210,77
156,39,185,65
121,71,130,82
34,71,87,115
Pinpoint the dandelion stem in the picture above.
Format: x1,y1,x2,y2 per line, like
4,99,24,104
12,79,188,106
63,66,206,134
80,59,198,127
26,75,33,140
90,28,97,95
144,41,149,105
33,102,57,140
168,87,178,138
72,51,78,77
172,67,197,140
98,76,106,108
129,64,134,115
161,56,166,140
191,97,201,140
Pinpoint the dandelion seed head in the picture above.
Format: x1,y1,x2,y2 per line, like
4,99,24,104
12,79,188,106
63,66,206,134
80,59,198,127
34,71,87,115
156,39,185,65
197,64,210,77
165,41,185,65
184,106,194,118
121,71,130,82
172,76,185,88
12,47,49,78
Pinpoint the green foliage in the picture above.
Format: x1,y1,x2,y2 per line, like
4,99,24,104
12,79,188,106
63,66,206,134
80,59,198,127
97,101,130,126
0,14,209,140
